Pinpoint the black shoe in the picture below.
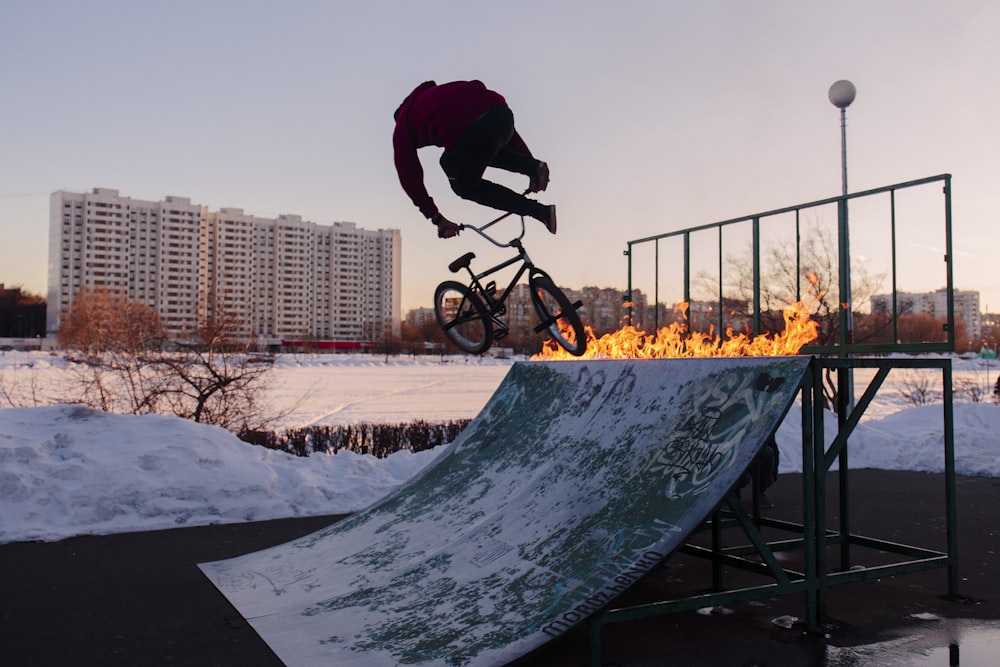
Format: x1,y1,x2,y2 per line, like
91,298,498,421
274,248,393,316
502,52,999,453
543,205,557,234
759,493,774,509
531,161,550,192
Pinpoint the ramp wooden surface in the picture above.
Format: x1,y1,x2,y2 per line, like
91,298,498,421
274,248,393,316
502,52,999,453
200,357,810,666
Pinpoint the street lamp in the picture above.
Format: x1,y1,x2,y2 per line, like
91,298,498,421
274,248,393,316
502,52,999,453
829,79,857,415
828,79,856,196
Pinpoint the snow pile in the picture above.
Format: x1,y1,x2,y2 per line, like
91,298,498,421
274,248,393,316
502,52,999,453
2,351,999,545
0,404,442,544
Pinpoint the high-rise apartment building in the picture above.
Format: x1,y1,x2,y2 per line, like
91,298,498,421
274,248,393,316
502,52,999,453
871,288,981,341
48,188,401,343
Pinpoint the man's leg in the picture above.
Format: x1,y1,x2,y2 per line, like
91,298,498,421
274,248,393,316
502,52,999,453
440,106,548,219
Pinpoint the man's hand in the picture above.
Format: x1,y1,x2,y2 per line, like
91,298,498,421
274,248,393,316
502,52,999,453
529,161,550,193
432,213,462,239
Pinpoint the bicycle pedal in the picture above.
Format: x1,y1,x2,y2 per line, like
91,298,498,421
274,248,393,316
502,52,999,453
485,281,497,297
494,327,509,341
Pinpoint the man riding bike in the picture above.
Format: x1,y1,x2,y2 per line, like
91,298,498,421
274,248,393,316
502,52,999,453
392,80,556,239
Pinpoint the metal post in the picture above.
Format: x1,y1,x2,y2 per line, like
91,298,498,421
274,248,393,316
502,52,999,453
891,189,899,344
801,365,819,629
752,217,761,335
830,80,857,447
624,244,633,326
813,363,829,618
795,209,802,303
839,106,849,196
717,227,724,336
655,239,660,331
838,122,853,349
682,233,690,327
943,176,955,349
943,361,959,597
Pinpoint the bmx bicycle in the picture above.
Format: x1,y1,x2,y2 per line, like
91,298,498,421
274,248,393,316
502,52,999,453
433,210,587,357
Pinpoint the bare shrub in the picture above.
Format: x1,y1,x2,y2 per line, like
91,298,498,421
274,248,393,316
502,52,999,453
953,377,990,403
56,293,287,433
0,362,49,408
240,419,472,458
896,369,939,405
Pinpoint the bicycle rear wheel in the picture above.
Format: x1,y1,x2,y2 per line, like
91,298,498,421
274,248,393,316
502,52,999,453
433,281,493,354
529,271,587,356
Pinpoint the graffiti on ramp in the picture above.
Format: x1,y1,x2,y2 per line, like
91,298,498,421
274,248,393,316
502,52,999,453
200,356,810,666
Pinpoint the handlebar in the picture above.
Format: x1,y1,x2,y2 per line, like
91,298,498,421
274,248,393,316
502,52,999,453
458,211,525,249
456,189,531,249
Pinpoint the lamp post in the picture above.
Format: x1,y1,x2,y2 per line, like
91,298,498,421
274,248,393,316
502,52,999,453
829,79,856,415
828,80,856,196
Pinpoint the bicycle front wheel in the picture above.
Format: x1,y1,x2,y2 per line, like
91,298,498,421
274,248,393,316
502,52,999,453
434,281,493,354
529,271,587,356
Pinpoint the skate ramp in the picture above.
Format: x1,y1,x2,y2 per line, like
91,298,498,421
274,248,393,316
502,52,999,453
200,357,810,666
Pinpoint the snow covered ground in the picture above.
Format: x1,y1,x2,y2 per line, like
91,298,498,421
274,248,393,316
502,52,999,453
1,351,998,545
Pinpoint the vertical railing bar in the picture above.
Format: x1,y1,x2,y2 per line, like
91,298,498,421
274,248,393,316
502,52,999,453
813,361,829,619
801,364,819,630
625,242,633,327
944,176,955,349
943,362,959,597
836,369,851,570
891,189,899,344
837,198,850,349
683,232,691,330
752,217,761,336
654,238,660,332
717,226,724,338
795,209,802,303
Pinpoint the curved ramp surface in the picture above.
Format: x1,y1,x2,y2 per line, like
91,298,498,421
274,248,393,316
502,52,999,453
200,357,810,666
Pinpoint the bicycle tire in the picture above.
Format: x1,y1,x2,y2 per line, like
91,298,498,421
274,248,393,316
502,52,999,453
529,271,587,356
433,280,493,354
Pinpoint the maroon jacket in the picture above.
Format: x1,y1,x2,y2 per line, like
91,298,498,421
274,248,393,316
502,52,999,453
392,80,532,219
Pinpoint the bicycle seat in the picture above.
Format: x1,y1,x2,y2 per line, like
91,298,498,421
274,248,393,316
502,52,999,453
448,252,476,273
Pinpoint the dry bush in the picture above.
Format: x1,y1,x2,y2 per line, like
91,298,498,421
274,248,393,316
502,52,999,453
240,419,472,458
56,291,284,432
896,369,939,405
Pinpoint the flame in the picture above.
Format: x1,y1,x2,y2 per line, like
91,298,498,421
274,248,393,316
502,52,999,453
534,297,819,361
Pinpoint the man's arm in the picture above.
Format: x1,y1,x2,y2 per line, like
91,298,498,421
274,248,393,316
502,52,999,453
507,129,532,159
392,125,438,219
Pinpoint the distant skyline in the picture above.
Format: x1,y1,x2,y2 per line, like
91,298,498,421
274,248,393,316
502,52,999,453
2,1,999,315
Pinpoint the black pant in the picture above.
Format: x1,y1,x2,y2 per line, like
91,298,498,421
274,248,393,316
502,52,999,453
439,105,545,219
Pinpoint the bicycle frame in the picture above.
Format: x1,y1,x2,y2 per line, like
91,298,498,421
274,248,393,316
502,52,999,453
455,213,538,337
436,204,586,356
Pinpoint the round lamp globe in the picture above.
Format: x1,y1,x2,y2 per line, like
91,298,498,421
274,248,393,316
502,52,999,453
829,80,857,109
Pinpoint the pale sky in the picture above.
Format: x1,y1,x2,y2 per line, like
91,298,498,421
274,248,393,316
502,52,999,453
2,0,999,315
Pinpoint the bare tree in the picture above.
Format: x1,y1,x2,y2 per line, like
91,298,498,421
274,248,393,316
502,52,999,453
150,314,280,431
57,287,169,414
697,222,886,411
56,291,285,432
58,287,164,354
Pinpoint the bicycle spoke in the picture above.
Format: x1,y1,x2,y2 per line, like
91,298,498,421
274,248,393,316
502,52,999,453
530,273,587,356
434,281,492,354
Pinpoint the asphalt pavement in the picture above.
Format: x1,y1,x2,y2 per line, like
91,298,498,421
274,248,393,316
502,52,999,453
2,469,998,666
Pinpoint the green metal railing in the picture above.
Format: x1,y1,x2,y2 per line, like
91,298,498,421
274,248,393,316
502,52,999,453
624,173,954,355
586,175,960,666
